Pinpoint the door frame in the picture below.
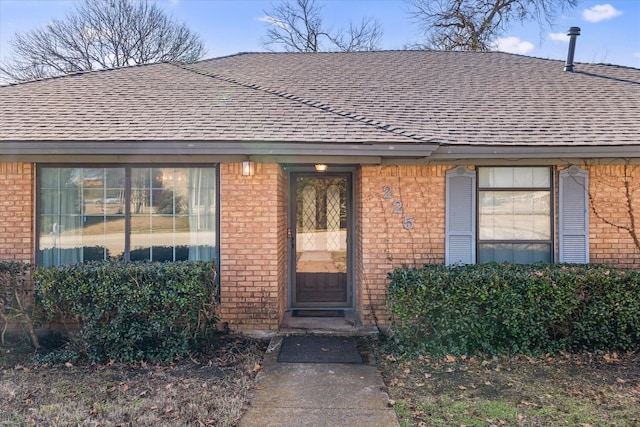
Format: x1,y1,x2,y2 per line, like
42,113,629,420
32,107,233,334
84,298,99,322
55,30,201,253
287,166,355,309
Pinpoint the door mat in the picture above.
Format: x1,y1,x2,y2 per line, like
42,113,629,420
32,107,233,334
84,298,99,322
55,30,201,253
277,335,362,363
291,310,345,318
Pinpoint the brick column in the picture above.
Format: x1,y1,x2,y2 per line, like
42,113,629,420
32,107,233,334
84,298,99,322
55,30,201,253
0,163,34,262
218,163,288,331
357,165,449,325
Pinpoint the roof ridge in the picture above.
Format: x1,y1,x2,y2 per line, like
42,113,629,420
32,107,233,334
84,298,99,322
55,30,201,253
0,61,173,88
175,62,433,144
192,50,640,71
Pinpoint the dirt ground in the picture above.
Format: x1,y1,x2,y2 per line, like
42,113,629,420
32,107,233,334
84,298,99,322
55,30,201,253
3,335,639,426
0,335,268,427
374,343,640,427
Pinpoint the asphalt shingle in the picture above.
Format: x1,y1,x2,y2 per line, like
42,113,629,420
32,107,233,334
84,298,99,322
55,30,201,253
0,51,638,147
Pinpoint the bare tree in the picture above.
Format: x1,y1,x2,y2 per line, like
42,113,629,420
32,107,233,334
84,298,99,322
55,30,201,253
0,0,206,82
407,0,577,51
261,0,383,52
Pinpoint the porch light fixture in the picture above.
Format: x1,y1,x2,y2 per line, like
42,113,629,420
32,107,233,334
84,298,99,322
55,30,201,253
242,160,255,176
314,164,328,172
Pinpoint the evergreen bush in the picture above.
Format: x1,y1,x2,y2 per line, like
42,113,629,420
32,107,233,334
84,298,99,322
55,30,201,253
34,260,217,363
387,263,640,356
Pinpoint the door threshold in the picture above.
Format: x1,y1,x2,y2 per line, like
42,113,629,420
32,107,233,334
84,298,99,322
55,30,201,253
279,310,379,336
291,309,345,318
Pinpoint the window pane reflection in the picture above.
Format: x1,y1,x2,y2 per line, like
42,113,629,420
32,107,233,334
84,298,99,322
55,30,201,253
479,191,551,240
39,166,216,266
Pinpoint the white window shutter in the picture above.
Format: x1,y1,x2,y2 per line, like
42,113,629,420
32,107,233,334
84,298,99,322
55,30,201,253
445,166,476,265
559,166,589,263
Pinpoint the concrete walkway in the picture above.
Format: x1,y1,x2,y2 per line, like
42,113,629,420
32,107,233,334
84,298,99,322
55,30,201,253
238,336,400,427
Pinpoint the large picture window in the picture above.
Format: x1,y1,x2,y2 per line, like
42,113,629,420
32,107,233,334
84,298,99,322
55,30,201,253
38,166,217,266
477,167,552,263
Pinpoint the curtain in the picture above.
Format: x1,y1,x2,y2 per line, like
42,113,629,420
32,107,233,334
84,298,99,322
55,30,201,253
188,168,217,261
40,168,82,266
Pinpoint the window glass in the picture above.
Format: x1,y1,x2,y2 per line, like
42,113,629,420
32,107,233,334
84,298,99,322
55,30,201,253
478,243,551,264
477,167,552,264
479,191,551,240
478,167,550,188
81,168,126,261
38,166,217,266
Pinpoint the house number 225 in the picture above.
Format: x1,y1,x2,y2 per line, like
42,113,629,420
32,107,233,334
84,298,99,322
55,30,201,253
382,186,415,230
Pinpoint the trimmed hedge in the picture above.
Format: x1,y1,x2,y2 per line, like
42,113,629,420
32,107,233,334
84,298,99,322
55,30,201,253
34,260,218,363
387,263,640,356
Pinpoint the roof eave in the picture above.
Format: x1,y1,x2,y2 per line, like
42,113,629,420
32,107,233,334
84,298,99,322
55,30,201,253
429,144,640,159
1,141,639,163
0,140,439,158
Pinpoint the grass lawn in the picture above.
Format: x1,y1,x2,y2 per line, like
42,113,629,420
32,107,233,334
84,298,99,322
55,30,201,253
375,342,640,427
0,335,268,427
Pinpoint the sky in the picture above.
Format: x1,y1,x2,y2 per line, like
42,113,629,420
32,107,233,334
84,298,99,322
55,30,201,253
0,0,639,69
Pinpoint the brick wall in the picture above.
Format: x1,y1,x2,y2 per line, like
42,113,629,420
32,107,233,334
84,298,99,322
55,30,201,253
218,162,287,331
357,165,450,325
0,163,34,262
588,164,640,269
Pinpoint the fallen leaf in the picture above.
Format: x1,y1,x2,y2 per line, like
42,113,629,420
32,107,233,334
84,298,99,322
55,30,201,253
458,385,467,390
64,362,73,368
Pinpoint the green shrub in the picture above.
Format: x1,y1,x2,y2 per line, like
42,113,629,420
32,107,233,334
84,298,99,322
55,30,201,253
34,260,218,363
387,263,640,356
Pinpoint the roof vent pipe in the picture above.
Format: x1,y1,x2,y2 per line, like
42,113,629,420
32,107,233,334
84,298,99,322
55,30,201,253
564,27,581,72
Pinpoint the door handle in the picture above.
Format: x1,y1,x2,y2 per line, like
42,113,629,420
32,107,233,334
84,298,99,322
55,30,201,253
288,228,295,248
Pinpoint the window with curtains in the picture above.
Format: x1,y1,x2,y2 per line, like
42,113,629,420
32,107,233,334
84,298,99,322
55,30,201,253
38,166,218,266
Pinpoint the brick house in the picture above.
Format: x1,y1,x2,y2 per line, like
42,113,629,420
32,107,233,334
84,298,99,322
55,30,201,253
1,51,639,333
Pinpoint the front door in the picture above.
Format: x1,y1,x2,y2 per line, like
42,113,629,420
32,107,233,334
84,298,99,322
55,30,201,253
290,173,351,307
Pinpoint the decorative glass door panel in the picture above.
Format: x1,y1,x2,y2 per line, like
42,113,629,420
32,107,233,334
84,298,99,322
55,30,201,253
293,175,350,306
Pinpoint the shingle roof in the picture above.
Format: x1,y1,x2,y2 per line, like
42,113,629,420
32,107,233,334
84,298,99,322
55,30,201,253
0,50,638,148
